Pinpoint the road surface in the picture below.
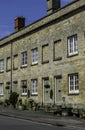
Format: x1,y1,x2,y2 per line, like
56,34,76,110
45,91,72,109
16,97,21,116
0,115,76,130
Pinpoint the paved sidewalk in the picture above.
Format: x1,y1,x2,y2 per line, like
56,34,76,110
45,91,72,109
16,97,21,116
0,107,85,129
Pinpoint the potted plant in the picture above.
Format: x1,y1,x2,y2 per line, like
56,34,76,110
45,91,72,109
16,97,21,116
9,92,19,108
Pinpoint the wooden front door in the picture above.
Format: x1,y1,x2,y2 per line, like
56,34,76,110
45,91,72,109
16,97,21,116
43,78,50,104
55,76,62,103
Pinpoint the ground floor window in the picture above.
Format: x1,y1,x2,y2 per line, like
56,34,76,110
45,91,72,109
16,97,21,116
0,83,4,95
69,73,79,94
31,79,38,95
21,80,27,95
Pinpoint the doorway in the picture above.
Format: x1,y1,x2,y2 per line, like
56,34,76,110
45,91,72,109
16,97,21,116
55,76,62,103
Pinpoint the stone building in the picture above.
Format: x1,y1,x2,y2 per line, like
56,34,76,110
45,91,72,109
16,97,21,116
0,0,85,107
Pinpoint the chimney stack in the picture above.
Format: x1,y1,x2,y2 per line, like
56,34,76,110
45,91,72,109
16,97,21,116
47,0,60,15
14,16,25,31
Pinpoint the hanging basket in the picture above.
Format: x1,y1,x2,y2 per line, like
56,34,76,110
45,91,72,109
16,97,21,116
6,86,10,89
44,84,50,88
22,85,27,88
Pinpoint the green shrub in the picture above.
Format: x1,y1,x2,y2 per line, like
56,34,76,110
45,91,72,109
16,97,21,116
4,99,10,106
0,101,3,105
9,92,19,108
22,100,30,110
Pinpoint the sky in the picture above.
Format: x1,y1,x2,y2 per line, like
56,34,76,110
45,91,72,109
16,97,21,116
0,0,74,39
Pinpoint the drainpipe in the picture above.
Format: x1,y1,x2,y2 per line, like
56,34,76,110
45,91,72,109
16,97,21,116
10,42,13,94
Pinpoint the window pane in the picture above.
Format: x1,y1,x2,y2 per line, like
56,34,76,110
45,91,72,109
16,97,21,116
75,75,79,90
68,34,78,55
0,60,4,72
0,84,3,95
31,79,38,94
69,74,79,94
69,37,73,53
74,35,78,52
32,48,38,64
69,75,74,91
21,52,27,66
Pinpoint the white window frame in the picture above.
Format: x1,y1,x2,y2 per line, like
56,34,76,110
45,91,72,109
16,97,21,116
68,34,78,56
21,51,27,67
32,48,38,65
69,74,79,94
0,83,4,95
0,59,4,72
21,80,27,95
31,79,38,95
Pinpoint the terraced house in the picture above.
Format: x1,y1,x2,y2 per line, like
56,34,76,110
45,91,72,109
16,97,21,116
0,0,85,108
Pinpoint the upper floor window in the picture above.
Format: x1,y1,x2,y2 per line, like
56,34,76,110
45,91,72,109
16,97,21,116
31,79,38,95
31,48,38,65
21,51,27,67
0,83,4,95
13,54,18,70
69,73,79,94
0,59,4,72
42,44,49,64
6,57,11,71
21,80,27,95
68,34,78,56
53,39,62,61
